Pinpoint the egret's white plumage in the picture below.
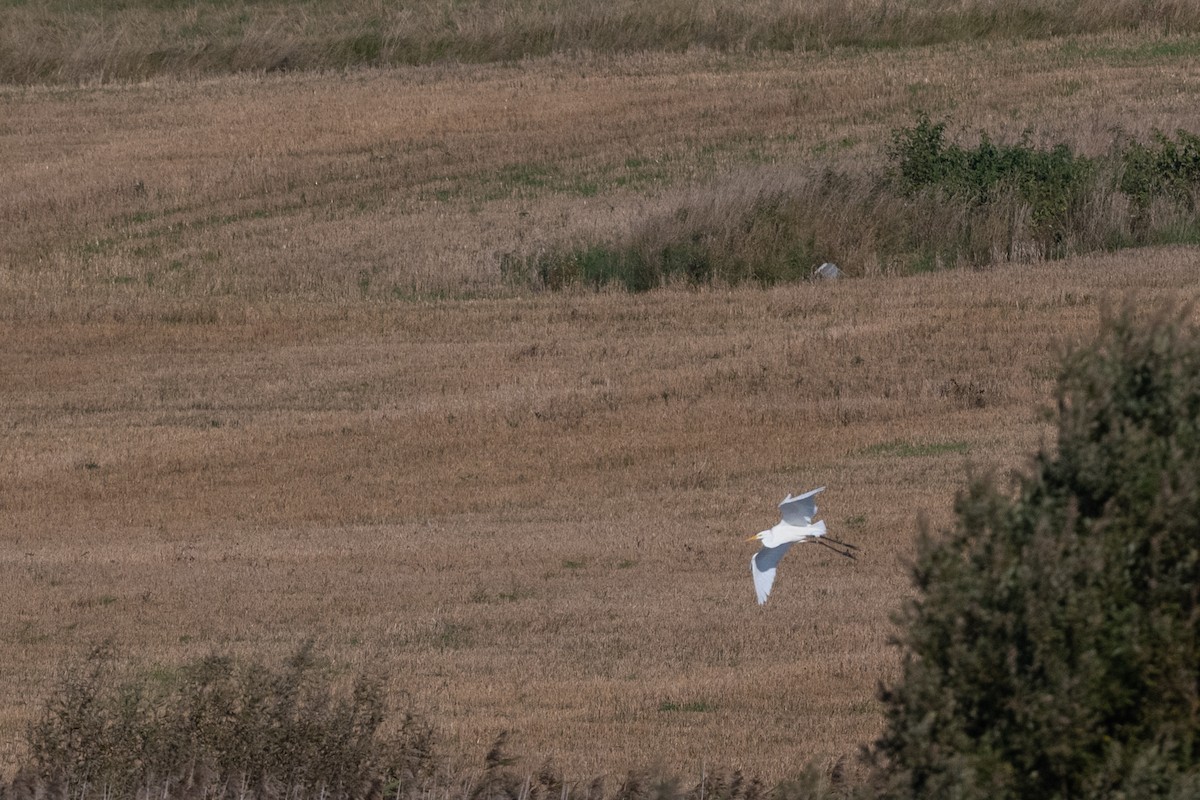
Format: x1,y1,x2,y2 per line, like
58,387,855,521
748,487,856,604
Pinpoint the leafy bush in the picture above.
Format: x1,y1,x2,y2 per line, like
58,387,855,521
888,113,1096,258
1119,129,1200,236
873,303,1200,799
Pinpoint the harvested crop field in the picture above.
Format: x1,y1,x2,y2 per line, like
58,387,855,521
3,15,1200,786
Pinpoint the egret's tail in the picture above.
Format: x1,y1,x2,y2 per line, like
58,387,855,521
811,519,826,537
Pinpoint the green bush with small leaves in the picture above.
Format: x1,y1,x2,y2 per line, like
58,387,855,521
888,113,1097,258
1119,129,1200,236
873,303,1200,799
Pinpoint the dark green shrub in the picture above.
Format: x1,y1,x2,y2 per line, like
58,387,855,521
1120,129,1200,237
874,303,1200,799
888,114,1096,258
887,114,961,195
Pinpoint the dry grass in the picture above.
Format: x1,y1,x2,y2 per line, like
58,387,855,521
6,253,1199,782
0,0,1196,84
6,32,1200,320
4,25,1200,789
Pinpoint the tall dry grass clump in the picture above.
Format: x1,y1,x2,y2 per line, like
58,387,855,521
1,0,1197,84
16,643,436,800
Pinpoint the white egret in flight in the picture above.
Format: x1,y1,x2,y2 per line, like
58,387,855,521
747,487,858,605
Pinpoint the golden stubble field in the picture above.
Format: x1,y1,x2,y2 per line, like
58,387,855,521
3,31,1200,782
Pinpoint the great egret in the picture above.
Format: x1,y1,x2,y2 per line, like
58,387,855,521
747,487,858,605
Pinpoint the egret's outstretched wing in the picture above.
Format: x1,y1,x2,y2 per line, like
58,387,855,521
779,486,825,527
752,542,796,605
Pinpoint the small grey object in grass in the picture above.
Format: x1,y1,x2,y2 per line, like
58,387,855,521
815,262,843,279
747,487,858,605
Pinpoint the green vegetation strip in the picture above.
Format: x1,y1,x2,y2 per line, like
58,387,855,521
507,117,1200,291
859,440,971,458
